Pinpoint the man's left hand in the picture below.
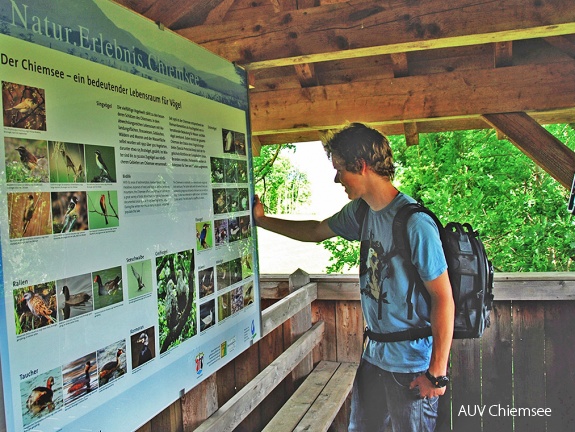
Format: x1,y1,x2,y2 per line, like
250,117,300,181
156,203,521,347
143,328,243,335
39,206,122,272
410,373,447,399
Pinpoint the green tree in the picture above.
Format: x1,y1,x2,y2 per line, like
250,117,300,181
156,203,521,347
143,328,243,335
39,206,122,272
253,144,311,214
322,125,575,273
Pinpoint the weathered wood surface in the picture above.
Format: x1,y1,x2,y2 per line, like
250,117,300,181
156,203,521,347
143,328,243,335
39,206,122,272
193,321,325,432
262,361,357,432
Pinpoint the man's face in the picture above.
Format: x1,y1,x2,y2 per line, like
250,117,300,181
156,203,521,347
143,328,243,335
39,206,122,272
332,155,363,200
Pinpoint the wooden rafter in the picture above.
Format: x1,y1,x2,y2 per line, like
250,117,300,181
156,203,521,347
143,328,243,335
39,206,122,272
176,0,575,68
250,60,575,135
482,113,575,189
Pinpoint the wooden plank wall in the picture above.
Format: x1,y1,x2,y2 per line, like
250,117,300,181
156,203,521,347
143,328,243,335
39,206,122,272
135,273,575,432
445,300,575,432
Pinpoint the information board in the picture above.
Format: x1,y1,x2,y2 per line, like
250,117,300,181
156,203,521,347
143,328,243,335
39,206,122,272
0,1,260,431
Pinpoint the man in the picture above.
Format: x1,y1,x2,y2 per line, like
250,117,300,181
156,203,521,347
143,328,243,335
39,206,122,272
253,123,454,432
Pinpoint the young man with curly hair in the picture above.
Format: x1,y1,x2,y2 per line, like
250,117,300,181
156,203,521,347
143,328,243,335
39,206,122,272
253,123,454,432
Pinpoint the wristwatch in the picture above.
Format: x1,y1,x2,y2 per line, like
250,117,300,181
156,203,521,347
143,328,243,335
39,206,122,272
425,370,450,388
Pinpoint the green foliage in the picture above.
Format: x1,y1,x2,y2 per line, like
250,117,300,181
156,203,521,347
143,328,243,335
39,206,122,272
253,144,311,214
322,125,575,273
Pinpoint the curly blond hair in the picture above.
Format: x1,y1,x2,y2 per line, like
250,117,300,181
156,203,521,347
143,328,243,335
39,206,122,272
322,123,395,179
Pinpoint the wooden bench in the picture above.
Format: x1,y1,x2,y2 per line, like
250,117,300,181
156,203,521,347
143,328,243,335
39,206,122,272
262,360,358,432
193,276,359,432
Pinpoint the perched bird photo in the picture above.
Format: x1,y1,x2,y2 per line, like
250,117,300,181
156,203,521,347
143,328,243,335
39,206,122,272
6,97,37,114
94,150,115,182
61,195,79,233
22,194,36,234
15,145,41,171
99,194,108,225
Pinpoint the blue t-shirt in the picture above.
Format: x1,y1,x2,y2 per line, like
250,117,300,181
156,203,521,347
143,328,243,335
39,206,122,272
328,193,447,373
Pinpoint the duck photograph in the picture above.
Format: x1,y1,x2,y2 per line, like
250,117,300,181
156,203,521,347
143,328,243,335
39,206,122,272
63,352,98,405
14,283,57,334
156,249,196,354
20,367,63,427
92,266,123,311
97,341,126,387
56,274,93,321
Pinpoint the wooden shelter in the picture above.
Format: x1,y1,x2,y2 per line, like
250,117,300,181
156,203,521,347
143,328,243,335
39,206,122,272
109,1,575,431
117,0,575,188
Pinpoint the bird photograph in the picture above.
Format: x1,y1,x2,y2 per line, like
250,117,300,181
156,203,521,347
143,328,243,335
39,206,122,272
51,191,88,233
92,266,123,311
14,284,57,334
237,160,248,183
20,368,63,426
223,129,234,153
217,261,232,290
87,190,120,229
199,268,215,299
196,221,212,250
7,192,52,239
210,157,225,183
63,353,98,404
231,286,244,314
48,141,86,183
239,216,251,240
84,144,116,182
218,292,232,322
97,341,126,386
243,282,255,306
131,328,155,369
4,137,48,182
2,82,46,130
127,259,153,299
156,249,197,354
199,300,215,332
212,188,228,214
224,158,239,183
214,219,229,247
56,274,93,321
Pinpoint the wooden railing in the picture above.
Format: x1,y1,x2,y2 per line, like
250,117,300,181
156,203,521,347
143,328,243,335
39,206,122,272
8,271,564,432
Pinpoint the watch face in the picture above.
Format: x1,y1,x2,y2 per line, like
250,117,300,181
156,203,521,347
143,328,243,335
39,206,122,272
437,376,449,387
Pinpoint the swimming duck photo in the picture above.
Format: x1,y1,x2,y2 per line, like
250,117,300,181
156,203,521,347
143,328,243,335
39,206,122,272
97,342,126,387
63,353,98,405
20,368,63,427
57,275,94,320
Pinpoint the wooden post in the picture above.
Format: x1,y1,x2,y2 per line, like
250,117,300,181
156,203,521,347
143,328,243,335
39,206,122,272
181,374,218,431
285,268,313,391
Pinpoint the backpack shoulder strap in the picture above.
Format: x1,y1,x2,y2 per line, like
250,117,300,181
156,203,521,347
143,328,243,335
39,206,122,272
354,198,369,238
392,202,444,320
392,203,444,260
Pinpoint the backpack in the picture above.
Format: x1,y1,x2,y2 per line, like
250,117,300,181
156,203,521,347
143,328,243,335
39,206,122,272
355,200,494,341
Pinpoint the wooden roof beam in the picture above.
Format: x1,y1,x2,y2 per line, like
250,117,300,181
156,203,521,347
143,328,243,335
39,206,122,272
482,112,575,189
176,0,575,68
404,122,419,146
294,63,319,87
250,61,575,135
494,41,513,67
